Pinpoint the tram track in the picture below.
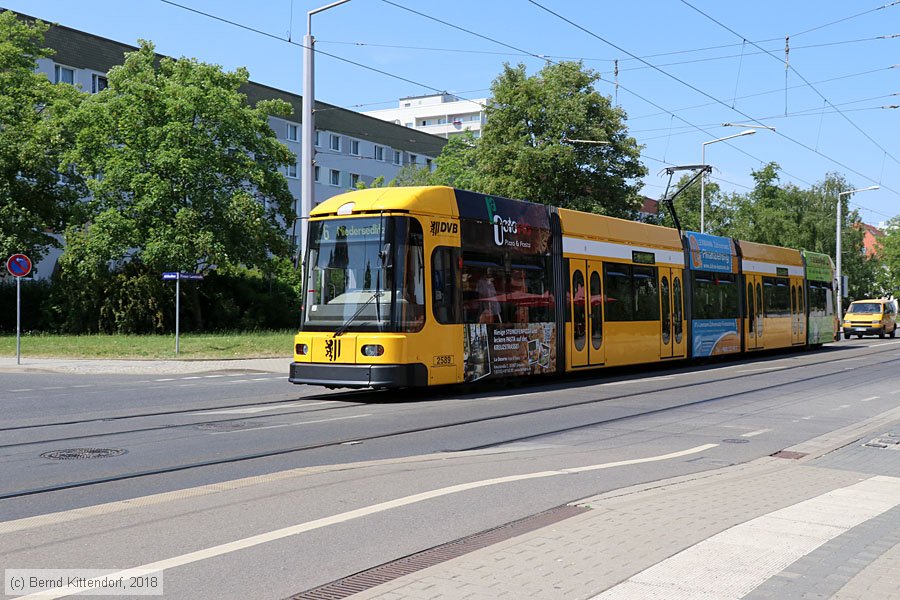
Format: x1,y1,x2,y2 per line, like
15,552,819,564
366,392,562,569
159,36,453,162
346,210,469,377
0,342,873,450
1,343,895,501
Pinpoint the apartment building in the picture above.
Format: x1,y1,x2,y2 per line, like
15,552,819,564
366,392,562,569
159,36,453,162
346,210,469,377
363,92,487,139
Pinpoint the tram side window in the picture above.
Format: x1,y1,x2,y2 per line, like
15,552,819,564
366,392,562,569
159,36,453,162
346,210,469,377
808,282,830,316
462,252,553,324
604,264,633,321
431,247,461,324
604,264,659,321
691,272,739,320
763,276,791,317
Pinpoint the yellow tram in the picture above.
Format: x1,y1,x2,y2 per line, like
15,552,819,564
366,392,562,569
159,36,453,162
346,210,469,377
290,186,837,389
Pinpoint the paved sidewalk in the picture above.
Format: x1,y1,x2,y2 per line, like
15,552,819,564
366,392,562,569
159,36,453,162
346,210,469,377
350,409,900,600
0,356,288,375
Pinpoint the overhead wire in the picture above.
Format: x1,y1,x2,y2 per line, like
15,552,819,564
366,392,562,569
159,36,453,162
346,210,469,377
158,0,490,112
679,0,900,170
382,0,815,188
528,0,899,200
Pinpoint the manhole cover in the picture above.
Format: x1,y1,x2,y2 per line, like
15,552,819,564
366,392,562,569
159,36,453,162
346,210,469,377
41,448,127,460
193,421,252,432
722,438,750,444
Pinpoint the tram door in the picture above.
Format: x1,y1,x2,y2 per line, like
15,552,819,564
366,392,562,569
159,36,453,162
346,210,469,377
791,281,805,345
569,260,588,367
587,260,605,366
745,274,763,350
569,259,605,368
658,268,686,359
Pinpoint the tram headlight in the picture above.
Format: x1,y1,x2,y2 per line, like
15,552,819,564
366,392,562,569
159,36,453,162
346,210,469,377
361,344,384,357
295,343,309,355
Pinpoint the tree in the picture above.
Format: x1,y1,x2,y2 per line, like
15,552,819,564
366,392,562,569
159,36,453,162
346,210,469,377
877,217,900,298
419,62,646,216
0,11,84,270
61,41,296,276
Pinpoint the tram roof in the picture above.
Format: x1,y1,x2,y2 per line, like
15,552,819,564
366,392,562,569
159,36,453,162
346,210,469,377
310,186,459,219
738,240,803,265
557,208,683,251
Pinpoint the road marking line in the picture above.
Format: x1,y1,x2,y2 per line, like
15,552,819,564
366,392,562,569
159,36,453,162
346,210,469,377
590,476,900,600
16,444,718,599
736,367,787,373
741,429,770,438
8,389,33,392
891,390,900,395
203,375,224,378
860,396,879,402
181,376,201,380
207,414,370,434
154,378,175,382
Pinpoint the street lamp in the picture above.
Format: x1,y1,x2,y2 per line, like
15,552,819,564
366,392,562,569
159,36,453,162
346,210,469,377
700,129,756,233
300,0,352,269
836,185,880,310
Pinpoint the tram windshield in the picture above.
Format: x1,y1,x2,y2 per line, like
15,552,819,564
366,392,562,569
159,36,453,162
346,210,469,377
303,216,425,332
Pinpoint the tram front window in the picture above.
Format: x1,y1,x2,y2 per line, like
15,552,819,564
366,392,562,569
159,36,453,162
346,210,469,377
303,217,424,332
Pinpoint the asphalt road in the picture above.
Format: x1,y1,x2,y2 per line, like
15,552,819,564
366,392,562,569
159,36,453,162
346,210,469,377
1,338,898,599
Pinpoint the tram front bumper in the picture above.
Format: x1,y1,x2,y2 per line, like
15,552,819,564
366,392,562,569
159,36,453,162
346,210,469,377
289,362,428,389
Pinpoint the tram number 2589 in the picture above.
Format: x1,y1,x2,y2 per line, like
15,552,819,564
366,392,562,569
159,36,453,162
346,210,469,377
433,355,454,367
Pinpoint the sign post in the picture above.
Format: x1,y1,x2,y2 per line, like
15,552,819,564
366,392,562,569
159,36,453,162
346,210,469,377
162,272,203,355
7,254,33,365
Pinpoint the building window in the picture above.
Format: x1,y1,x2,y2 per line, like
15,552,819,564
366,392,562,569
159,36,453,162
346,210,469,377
410,154,418,165
374,146,385,161
55,65,74,85
314,166,320,182
314,131,321,146
91,74,108,93
350,140,359,156
405,122,413,128
286,123,298,141
426,158,433,169
350,173,360,188
329,169,340,186
329,134,341,152
393,150,402,165
286,162,298,178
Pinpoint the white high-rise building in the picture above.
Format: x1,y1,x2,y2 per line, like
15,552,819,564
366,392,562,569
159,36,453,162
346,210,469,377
363,93,487,139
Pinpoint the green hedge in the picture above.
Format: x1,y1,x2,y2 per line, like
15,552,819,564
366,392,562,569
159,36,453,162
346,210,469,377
1,262,303,334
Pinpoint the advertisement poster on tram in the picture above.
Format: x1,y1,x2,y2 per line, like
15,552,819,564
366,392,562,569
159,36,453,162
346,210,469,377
691,318,741,357
463,322,556,382
686,232,740,357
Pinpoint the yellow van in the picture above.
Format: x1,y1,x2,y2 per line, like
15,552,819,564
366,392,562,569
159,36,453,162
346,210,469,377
842,299,897,339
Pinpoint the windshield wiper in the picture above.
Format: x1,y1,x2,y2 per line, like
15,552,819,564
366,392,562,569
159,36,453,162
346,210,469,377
333,290,383,338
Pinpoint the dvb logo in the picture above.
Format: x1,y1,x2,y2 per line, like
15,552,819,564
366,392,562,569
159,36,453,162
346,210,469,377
430,221,458,236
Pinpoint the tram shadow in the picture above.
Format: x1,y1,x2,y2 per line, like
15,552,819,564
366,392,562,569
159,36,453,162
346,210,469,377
326,340,861,405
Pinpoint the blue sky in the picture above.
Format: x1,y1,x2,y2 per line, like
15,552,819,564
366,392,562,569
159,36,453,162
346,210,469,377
6,0,899,225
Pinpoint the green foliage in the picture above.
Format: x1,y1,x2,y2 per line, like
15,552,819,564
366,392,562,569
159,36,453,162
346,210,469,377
408,62,645,215
45,258,302,334
877,217,900,298
0,279,53,333
473,62,646,216
60,41,296,275
0,11,85,266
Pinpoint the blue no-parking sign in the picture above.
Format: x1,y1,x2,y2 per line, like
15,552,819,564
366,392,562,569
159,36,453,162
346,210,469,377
6,254,32,278
7,254,33,366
